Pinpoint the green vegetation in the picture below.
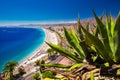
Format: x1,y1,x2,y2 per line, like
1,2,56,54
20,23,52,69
45,11,120,79
18,67,26,76
1,61,26,80
42,71,54,79
1,10,120,80
90,72,95,80
4,61,18,80
35,60,41,66
81,10,120,65
33,72,41,80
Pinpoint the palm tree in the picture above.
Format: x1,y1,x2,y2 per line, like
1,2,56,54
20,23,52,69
18,67,26,76
4,61,18,80
35,60,41,66
35,60,45,80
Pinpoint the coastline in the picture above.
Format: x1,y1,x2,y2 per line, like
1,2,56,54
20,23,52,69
17,28,58,74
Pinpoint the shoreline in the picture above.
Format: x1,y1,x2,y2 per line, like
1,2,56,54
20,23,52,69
17,28,46,64
17,28,58,74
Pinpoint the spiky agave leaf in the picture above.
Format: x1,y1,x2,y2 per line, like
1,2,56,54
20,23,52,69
93,16,103,37
64,27,85,59
68,63,82,71
77,20,98,63
86,23,90,31
78,16,84,40
90,72,95,80
92,10,113,60
93,24,99,37
81,24,114,63
46,42,82,63
106,16,116,62
114,13,120,62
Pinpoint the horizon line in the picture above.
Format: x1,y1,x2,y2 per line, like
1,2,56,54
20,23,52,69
0,20,77,26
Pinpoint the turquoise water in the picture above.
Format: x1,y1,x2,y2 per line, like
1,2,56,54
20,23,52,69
0,27,45,72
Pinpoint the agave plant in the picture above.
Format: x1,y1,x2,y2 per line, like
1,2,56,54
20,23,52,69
43,20,93,79
44,11,120,79
81,10,120,65
45,15,99,75
44,19,99,80
46,21,96,64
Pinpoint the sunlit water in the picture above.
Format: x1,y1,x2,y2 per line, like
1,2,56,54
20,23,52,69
0,27,45,72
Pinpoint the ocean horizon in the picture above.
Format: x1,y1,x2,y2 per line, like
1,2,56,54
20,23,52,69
0,27,45,72
0,14,117,26
0,20,77,26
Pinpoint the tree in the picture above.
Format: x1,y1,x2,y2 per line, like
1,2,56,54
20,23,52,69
33,72,41,80
35,60,41,66
4,61,18,80
18,67,26,76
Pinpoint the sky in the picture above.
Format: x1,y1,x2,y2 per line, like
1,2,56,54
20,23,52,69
0,0,120,21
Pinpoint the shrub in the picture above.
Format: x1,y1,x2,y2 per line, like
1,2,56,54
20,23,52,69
42,71,53,79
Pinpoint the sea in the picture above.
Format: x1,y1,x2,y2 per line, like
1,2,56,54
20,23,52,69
0,27,45,72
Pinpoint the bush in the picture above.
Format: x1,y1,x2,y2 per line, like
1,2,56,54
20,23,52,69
33,72,41,80
42,71,54,79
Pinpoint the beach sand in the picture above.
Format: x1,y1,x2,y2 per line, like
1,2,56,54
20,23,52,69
15,28,58,76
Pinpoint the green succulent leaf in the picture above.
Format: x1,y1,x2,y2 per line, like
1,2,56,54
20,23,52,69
68,63,82,71
114,13,120,62
78,17,84,40
86,23,89,31
93,10,113,60
104,62,109,67
64,27,85,59
93,24,99,37
81,25,113,63
46,42,82,62
90,72,95,80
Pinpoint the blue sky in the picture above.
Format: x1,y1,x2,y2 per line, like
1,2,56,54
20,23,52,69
0,0,120,21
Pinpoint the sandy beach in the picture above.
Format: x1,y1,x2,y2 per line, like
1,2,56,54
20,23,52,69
16,28,58,75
